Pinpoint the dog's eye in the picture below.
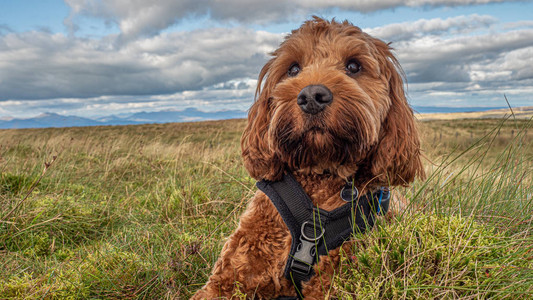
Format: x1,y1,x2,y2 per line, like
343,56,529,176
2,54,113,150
288,63,301,77
345,60,361,75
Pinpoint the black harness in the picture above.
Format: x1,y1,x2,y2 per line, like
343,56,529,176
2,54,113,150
256,173,390,299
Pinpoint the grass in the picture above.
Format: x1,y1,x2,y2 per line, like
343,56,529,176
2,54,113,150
336,214,532,299
0,117,532,299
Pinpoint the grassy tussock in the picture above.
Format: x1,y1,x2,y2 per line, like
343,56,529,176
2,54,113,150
336,215,532,299
334,118,532,299
0,118,532,299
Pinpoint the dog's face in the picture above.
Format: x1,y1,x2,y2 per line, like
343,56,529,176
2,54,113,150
242,18,423,186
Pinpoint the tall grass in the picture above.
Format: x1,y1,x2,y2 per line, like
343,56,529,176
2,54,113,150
0,118,531,299
335,117,532,298
416,118,532,231
1,120,251,298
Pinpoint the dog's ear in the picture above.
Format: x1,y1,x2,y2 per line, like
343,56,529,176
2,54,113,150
368,40,425,186
241,59,284,181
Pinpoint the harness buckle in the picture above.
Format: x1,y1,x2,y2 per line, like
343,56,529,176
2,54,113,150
290,221,325,275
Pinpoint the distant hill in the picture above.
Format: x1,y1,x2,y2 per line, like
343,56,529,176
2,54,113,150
413,106,507,114
0,113,102,129
125,108,246,123
0,108,247,129
1,106,531,129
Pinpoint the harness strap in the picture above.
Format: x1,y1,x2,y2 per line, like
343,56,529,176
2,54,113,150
257,173,390,298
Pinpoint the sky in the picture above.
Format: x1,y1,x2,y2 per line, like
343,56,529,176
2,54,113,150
0,0,532,119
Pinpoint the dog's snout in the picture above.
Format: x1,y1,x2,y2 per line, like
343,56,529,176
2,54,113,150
297,85,333,115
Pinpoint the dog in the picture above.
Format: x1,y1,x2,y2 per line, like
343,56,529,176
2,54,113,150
192,17,424,299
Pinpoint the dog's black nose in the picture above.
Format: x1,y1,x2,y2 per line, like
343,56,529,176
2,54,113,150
297,85,333,115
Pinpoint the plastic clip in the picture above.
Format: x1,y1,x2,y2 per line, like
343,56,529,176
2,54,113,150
290,221,325,275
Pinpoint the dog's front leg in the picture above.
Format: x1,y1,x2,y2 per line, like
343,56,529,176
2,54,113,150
192,192,292,299
191,232,247,299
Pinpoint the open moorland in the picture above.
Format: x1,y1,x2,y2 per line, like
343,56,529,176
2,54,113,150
1,115,532,299
417,106,533,121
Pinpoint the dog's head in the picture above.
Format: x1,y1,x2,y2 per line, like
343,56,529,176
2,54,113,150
241,17,424,186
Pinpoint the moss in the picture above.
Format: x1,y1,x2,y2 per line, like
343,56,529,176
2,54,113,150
335,214,533,299
0,243,155,299
0,273,37,299
0,272,90,300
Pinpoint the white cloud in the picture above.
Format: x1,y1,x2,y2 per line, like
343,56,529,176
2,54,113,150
0,77,258,118
0,28,280,102
302,0,511,12
2,7,533,118
366,14,497,42
365,15,533,92
63,0,516,38
499,46,533,80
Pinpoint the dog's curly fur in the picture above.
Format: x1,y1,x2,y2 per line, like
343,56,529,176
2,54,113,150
192,17,424,299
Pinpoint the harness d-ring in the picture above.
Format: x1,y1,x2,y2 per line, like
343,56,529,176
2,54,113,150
300,220,325,241
340,181,359,202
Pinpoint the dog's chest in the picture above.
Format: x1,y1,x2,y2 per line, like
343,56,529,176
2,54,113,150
295,173,349,211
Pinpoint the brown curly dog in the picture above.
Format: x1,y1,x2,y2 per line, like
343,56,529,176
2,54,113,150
192,17,424,299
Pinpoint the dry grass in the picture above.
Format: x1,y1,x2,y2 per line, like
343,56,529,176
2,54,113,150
0,117,531,299
417,106,533,121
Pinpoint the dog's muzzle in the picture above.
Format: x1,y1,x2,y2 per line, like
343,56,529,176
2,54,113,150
297,84,332,115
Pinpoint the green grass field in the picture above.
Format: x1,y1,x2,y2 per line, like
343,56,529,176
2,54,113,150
1,117,532,299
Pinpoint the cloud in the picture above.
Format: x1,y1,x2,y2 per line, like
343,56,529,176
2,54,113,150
0,28,280,101
363,14,533,107
358,15,533,94
498,46,533,80
302,0,512,12
395,27,533,84
63,0,515,38
391,18,533,107
2,11,533,118
0,78,257,118
366,14,498,42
